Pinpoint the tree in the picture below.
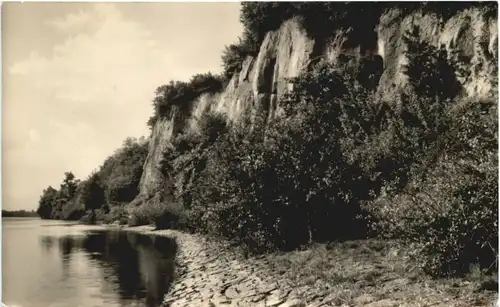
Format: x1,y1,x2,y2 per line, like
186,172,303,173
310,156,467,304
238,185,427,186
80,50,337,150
99,138,149,205
60,172,79,200
403,26,462,101
221,41,251,78
80,171,106,212
36,186,58,219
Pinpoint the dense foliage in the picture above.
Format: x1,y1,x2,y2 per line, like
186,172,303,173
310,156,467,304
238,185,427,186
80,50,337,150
147,24,497,278
220,2,493,78
147,73,226,129
36,3,498,280
98,137,149,205
37,172,82,220
36,137,148,222
370,98,498,277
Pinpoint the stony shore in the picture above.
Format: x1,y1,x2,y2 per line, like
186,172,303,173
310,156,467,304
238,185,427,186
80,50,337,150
117,225,497,307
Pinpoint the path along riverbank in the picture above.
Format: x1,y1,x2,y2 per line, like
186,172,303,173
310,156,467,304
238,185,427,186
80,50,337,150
114,225,497,307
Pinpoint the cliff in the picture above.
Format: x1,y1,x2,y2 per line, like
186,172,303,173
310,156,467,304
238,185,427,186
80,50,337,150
377,7,498,99
133,6,498,208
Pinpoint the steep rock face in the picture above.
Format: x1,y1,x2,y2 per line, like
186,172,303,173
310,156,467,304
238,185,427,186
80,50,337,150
136,19,315,202
134,8,497,206
377,7,498,100
137,112,177,199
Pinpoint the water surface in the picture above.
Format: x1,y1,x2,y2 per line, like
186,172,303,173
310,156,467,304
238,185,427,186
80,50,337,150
3,218,177,307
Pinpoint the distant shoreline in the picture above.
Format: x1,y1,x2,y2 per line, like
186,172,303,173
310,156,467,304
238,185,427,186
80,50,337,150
2,216,40,218
2,210,39,218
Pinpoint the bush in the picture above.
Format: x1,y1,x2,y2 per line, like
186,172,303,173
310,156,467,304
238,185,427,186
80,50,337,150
37,138,150,222
128,195,168,227
36,186,59,219
99,206,128,225
128,203,156,227
79,210,98,225
403,26,462,100
369,100,498,277
127,215,146,227
159,112,229,209
178,63,378,253
173,48,497,279
153,202,190,230
36,3,498,281
359,28,497,277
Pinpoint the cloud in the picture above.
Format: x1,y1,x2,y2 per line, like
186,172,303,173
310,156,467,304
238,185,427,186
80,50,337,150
4,3,242,210
47,9,91,31
3,3,197,210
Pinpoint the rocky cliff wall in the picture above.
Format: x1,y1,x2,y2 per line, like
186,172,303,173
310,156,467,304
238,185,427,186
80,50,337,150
377,7,498,100
134,7,497,205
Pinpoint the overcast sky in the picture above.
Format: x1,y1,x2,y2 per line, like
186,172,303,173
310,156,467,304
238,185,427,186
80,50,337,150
2,2,243,210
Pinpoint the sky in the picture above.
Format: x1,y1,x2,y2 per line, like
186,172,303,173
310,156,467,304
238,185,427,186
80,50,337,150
2,2,243,210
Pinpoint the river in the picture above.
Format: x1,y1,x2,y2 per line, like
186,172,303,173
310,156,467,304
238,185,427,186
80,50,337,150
2,217,177,307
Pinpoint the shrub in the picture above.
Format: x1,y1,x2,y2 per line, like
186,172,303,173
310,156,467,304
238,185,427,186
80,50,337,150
147,115,157,131
189,73,226,94
127,213,148,227
403,26,462,100
79,210,98,225
99,206,129,225
359,27,497,277
128,196,171,227
369,100,498,277
153,202,190,230
38,138,149,222
159,112,229,209
184,64,378,252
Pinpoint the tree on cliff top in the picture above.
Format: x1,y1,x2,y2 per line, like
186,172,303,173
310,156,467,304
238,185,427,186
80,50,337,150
148,73,226,129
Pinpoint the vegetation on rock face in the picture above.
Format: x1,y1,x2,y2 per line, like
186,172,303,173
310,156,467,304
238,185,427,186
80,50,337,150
147,73,227,129
148,22,498,278
221,2,494,78
221,41,253,79
403,26,462,101
99,137,149,205
36,3,498,280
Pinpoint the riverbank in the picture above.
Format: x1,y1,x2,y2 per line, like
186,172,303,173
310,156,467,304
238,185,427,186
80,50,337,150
117,225,497,307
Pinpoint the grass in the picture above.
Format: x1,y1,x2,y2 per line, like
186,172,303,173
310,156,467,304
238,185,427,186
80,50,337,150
258,239,498,306
155,229,496,307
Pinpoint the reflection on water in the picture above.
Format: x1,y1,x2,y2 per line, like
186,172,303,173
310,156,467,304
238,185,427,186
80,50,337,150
3,219,176,307
40,231,177,307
